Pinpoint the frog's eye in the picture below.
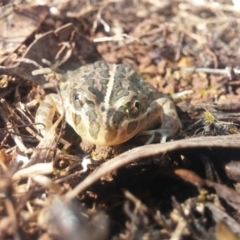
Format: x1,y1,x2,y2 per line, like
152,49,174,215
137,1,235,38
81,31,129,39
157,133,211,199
73,91,85,108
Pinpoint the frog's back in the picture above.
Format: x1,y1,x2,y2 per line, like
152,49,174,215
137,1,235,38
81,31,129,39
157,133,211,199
67,61,162,105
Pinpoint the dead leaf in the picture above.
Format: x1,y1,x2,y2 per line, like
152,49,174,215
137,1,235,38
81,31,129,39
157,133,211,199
173,169,205,189
0,5,48,57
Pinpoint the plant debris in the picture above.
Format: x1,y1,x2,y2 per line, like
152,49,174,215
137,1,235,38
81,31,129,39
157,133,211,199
1,0,240,239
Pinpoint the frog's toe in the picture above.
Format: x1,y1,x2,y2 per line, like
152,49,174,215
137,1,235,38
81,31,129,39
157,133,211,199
136,129,157,145
138,127,178,145
156,129,173,143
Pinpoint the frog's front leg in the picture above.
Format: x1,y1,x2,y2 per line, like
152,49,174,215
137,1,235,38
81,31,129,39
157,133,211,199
35,94,64,136
140,98,181,144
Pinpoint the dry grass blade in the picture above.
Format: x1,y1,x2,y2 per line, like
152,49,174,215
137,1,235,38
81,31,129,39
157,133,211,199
23,114,63,168
0,99,28,153
11,114,63,182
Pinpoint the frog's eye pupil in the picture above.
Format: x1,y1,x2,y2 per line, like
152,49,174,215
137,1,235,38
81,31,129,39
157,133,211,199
73,92,83,108
74,92,80,100
135,101,140,110
127,100,140,117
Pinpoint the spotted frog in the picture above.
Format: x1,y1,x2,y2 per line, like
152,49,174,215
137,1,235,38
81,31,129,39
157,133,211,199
35,61,181,145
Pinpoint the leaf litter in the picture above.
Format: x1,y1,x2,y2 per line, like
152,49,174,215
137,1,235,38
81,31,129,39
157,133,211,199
1,0,240,239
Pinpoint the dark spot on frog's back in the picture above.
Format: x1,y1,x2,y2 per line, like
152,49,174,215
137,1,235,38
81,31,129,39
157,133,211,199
99,69,110,78
94,61,109,70
116,64,128,74
114,70,126,80
129,72,142,86
88,86,104,102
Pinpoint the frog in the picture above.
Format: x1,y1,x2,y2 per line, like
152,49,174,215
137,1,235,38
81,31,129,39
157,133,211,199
34,61,181,146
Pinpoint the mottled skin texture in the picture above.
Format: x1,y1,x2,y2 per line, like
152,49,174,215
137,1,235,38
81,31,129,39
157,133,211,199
35,61,181,145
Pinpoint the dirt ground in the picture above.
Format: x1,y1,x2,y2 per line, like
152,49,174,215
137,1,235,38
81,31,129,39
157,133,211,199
1,0,240,239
